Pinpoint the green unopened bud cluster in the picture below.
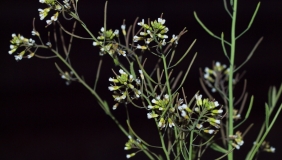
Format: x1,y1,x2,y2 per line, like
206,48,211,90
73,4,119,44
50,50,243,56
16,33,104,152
229,131,244,149
147,94,176,129
193,94,223,130
39,0,71,26
134,17,178,51
93,27,126,56
108,69,141,110
124,135,143,159
176,94,224,134
9,34,36,61
203,61,230,92
253,141,275,153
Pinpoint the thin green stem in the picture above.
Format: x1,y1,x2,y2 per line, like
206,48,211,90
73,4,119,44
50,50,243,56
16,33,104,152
189,131,194,160
155,119,170,160
160,54,172,119
228,0,237,160
38,45,129,137
247,104,282,160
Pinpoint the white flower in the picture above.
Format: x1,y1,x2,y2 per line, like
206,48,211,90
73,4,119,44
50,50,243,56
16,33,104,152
164,94,169,99
172,34,177,40
145,38,153,44
10,45,15,49
181,110,187,117
215,61,221,67
178,104,187,111
196,124,203,129
195,94,202,100
93,41,99,46
9,49,16,55
140,32,147,36
169,122,175,128
158,118,166,128
114,29,119,35
148,105,154,109
237,140,244,146
39,0,45,3
170,34,178,44
51,15,58,21
46,20,52,25
137,19,144,26
38,8,50,20
270,147,275,153
31,30,39,36
235,114,241,119
28,39,35,46
157,33,168,39
161,39,166,46
168,119,175,128
215,119,221,124
214,101,219,107
121,24,126,30
113,103,119,110
158,18,165,24
109,77,114,82
136,44,147,50
156,95,160,100
14,55,23,61
120,92,126,99
162,27,169,33
126,153,136,159
119,69,126,74
204,73,209,79
213,109,223,113
147,112,158,119
133,36,141,42
27,53,35,59
232,143,240,150
128,75,133,81
100,27,105,32
46,42,51,46
139,70,144,80
63,0,70,8
204,129,215,134
108,86,119,91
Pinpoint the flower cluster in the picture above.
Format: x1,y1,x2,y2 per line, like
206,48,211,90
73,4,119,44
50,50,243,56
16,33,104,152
253,141,275,153
38,0,71,25
147,94,175,129
9,34,36,61
178,94,223,134
134,17,178,51
60,71,76,85
93,27,126,56
233,108,241,120
124,135,142,159
108,69,141,110
203,61,230,92
230,131,244,149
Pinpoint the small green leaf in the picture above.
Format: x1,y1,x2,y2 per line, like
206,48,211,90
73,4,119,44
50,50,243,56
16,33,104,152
130,62,136,78
265,103,270,129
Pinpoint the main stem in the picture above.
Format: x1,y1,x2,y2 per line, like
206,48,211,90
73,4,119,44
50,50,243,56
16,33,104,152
228,0,237,160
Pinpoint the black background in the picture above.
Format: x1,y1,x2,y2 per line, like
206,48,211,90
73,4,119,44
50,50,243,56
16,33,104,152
1,0,282,159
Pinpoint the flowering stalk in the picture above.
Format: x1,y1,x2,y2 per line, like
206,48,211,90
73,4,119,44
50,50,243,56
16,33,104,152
227,1,238,159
